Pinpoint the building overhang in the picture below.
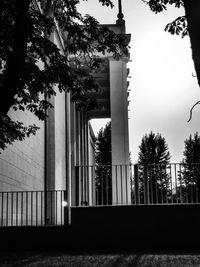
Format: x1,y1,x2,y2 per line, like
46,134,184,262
62,21,131,120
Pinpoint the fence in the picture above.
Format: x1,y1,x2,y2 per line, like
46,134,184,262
1,163,200,226
0,190,66,226
75,163,200,206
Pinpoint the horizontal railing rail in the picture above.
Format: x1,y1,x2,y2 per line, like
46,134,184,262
0,190,66,227
74,163,200,206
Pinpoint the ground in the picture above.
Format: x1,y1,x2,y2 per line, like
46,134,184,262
1,252,200,266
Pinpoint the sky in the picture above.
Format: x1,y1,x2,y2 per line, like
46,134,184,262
78,0,200,163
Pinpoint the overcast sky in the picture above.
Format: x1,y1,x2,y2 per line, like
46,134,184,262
78,0,200,163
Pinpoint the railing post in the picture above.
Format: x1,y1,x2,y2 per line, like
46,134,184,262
134,164,139,205
75,166,80,206
64,190,71,225
144,164,149,204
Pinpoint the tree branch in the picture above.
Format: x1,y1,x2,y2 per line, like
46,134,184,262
188,100,200,122
0,0,31,119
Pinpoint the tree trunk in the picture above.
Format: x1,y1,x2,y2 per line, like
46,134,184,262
183,0,200,87
0,0,31,119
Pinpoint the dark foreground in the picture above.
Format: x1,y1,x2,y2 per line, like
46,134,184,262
1,205,200,266
1,251,200,266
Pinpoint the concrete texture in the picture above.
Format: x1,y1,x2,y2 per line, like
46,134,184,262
0,109,45,192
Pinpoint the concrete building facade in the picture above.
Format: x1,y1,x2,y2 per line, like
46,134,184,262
0,0,131,226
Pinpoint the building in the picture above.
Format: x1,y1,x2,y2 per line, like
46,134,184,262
0,0,131,226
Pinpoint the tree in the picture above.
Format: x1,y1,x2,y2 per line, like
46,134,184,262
142,0,200,119
0,0,128,150
179,132,200,203
95,121,112,205
137,131,171,203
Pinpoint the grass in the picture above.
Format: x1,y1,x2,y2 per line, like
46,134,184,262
1,252,200,266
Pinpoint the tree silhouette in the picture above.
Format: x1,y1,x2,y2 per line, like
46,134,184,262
95,121,112,205
138,132,171,204
180,133,200,203
0,0,128,150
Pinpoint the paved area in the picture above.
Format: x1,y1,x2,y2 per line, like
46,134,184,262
1,251,200,266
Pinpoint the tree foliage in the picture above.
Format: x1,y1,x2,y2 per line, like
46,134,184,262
138,132,170,165
179,133,200,202
95,121,111,166
138,131,171,203
95,121,112,205
0,0,128,150
142,0,188,38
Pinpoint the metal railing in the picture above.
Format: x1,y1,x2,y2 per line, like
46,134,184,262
132,163,200,205
1,163,200,226
74,163,200,206
0,190,66,227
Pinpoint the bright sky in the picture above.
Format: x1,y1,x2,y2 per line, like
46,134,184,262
78,0,200,163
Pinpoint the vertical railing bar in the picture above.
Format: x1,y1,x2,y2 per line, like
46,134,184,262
125,165,128,204
85,165,87,204
185,164,189,204
134,164,139,205
160,164,162,204
96,166,99,206
161,165,164,204
101,168,103,205
174,163,178,203
164,164,168,204
21,192,23,226
179,164,183,203
51,190,53,225
191,164,193,204
121,165,123,204
61,190,63,225
87,166,89,205
198,163,200,203
115,165,118,204
196,166,198,203
41,191,43,225
1,193,3,226
6,192,8,226
55,191,57,225
11,192,13,226
26,192,28,226
16,192,18,226
106,168,108,205
155,165,158,204
36,191,38,226
31,191,33,226
150,166,153,204
174,164,177,203
81,166,83,205
144,164,149,204
91,167,93,205
169,164,173,203
130,165,133,204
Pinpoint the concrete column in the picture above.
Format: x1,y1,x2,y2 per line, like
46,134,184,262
75,109,81,206
46,95,55,191
109,58,131,205
65,92,71,223
70,103,76,206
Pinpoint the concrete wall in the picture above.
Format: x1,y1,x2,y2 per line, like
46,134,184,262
109,58,131,204
55,90,66,190
1,205,200,251
45,30,67,191
0,109,45,192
